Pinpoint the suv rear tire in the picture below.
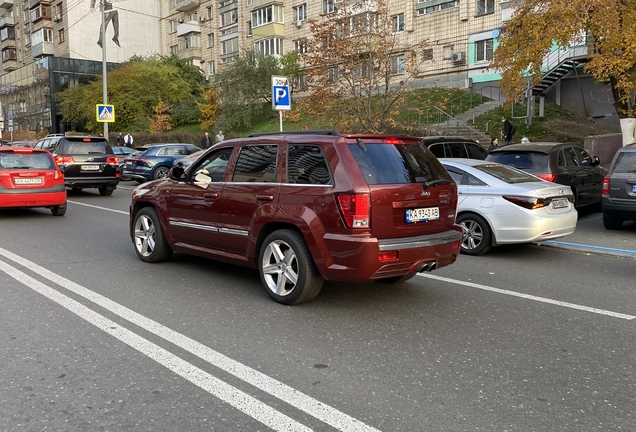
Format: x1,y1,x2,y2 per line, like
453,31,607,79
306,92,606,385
259,229,323,305
133,207,173,262
99,186,114,196
603,214,623,230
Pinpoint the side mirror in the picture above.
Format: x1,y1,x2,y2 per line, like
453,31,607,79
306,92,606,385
592,156,601,166
169,166,185,180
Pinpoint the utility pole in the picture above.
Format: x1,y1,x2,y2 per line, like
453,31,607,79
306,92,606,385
100,1,109,139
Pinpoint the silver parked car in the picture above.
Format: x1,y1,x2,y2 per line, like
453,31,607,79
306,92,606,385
440,158,578,255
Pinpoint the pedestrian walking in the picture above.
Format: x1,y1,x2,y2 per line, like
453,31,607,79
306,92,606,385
488,137,500,153
201,132,212,149
115,132,124,147
501,116,516,146
124,133,133,148
215,130,225,143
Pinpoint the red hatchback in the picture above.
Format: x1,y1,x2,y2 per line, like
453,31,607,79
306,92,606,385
0,146,67,216
129,131,462,304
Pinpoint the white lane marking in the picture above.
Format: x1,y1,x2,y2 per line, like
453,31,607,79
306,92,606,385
418,273,635,320
0,259,312,432
68,200,128,215
0,247,380,432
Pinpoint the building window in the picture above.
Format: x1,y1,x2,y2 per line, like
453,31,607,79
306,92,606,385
293,38,307,54
417,1,459,15
475,39,493,62
179,33,201,51
392,13,404,33
391,54,405,75
293,4,307,23
222,37,239,55
254,37,283,56
207,33,214,48
247,20,252,37
30,4,51,22
2,47,17,62
188,12,197,22
32,28,53,45
220,8,238,27
206,6,213,19
170,20,178,33
58,28,65,43
247,0,253,5
0,26,15,41
251,5,284,28
423,48,433,61
323,0,337,13
208,60,215,76
55,3,63,17
294,74,308,91
170,44,178,55
476,0,495,16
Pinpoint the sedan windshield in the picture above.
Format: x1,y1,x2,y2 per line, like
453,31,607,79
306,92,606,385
475,164,543,184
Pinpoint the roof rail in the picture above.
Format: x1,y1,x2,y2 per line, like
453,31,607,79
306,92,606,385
248,130,341,137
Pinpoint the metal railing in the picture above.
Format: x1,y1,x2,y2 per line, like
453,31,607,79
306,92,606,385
408,105,490,141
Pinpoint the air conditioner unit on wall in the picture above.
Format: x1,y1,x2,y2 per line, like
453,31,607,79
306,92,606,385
295,21,302,28
53,14,61,22
199,16,206,22
177,18,184,23
451,52,464,63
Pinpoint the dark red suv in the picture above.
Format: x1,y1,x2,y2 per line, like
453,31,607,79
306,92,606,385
129,131,462,304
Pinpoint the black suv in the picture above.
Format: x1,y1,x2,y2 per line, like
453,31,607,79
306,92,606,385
37,135,120,195
421,136,488,160
601,143,636,229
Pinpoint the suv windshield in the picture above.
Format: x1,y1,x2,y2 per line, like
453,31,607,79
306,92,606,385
487,152,549,173
612,152,636,174
348,142,451,185
475,164,543,183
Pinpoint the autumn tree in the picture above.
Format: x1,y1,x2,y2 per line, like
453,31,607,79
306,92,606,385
149,99,172,132
197,88,222,129
493,0,636,142
303,0,429,133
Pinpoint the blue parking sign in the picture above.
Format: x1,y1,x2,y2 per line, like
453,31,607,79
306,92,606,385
272,76,291,111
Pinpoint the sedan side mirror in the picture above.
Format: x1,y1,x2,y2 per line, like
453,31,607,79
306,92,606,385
169,166,185,180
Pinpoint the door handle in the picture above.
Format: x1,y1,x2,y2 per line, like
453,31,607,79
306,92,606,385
203,192,219,199
256,194,274,201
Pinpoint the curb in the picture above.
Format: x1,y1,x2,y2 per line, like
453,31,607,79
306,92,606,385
535,240,636,259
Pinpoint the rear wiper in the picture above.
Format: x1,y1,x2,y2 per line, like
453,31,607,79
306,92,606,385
356,138,367,152
422,179,452,189
12,166,32,169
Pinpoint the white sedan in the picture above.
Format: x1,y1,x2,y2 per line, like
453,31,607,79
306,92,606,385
440,158,578,255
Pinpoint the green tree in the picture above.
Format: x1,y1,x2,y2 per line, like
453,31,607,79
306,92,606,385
493,0,636,140
303,0,429,133
212,49,288,130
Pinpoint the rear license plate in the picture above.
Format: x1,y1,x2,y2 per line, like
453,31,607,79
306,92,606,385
81,165,100,171
632,184,636,193
406,207,439,223
551,198,569,209
14,178,42,185
125,161,134,166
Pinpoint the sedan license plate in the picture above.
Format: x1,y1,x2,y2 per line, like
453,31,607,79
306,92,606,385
632,184,636,193
81,164,100,171
551,198,569,209
14,178,42,185
125,161,134,166
406,207,439,223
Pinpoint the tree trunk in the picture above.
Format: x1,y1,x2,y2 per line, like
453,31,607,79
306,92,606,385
620,118,636,146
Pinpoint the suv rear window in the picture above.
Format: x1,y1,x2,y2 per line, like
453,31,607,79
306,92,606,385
612,152,636,174
0,151,55,170
348,142,451,185
487,152,549,172
59,139,111,155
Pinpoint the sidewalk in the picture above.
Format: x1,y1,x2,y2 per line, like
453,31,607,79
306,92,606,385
536,209,636,258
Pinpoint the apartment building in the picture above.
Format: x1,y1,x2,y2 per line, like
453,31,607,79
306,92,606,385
0,0,513,134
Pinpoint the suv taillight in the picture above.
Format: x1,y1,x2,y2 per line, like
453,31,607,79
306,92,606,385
336,193,370,228
602,175,610,195
55,155,74,164
107,156,119,164
535,173,556,182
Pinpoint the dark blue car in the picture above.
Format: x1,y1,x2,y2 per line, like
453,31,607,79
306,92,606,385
122,143,201,182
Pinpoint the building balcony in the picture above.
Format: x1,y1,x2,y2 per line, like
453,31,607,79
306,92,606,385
0,37,15,49
31,40,54,58
0,16,15,27
179,46,201,60
176,0,199,12
0,0,14,9
2,57,17,71
177,21,200,36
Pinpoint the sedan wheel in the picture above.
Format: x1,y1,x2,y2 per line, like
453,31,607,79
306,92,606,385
259,229,323,305
456,213,492,256
133,207,173,263
154,166,170,180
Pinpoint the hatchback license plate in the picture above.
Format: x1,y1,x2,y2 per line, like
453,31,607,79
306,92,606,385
551,198,569,209
81,165,100,171
632,184,636,193
14,178,42,185
406,207,439,223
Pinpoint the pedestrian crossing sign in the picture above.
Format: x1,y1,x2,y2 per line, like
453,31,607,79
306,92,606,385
96,104,115,123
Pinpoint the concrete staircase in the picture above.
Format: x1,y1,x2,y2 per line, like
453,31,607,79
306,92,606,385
417,100,503,141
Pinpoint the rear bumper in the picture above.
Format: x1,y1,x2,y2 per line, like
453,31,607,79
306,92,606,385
315,227,463,281
491,210,577,244
602,197,636,220
0,190,66,208
64,177,119,189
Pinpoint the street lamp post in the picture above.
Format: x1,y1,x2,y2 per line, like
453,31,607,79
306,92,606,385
100,1,108,139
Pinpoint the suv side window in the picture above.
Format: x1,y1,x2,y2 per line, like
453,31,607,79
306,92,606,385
467,143,488,159
427,143,446,158
192,147,233,183
572,147,592,166
447,143,469,158
562,148,578,167
232,145,278,183
287,145,332,185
